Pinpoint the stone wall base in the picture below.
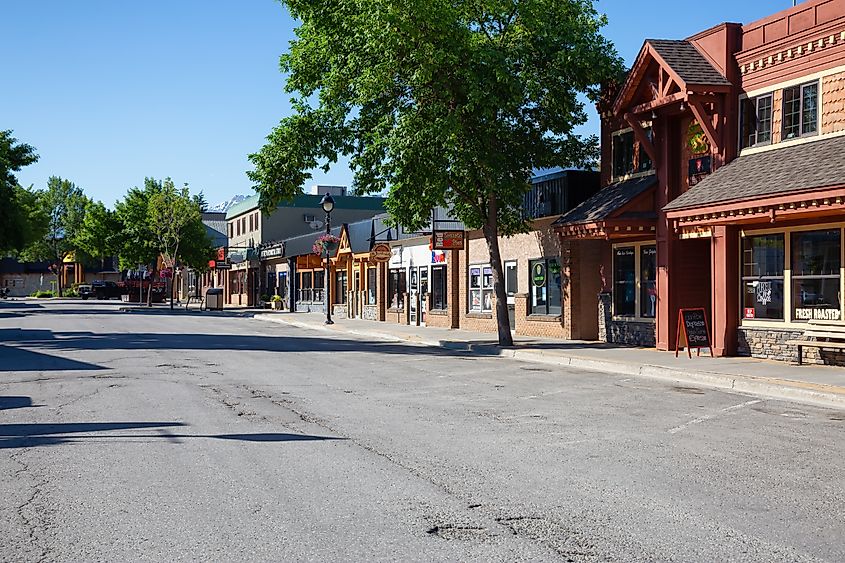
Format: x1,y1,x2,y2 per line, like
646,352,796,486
737,326,845,365
598,292,656,347
362,305,378,321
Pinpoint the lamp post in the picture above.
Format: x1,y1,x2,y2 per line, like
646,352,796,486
321,193,335,325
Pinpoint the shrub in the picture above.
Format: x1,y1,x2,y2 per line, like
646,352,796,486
33,290,55,298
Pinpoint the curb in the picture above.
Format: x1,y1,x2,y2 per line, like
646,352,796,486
255,314,845,411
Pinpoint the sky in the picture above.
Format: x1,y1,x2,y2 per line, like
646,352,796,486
2,1,788,208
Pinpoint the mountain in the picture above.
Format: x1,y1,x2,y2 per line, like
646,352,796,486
208,194,249,213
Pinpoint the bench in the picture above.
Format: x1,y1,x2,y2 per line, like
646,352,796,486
786,319,845,365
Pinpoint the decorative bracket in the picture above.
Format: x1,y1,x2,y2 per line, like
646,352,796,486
624,113,658,167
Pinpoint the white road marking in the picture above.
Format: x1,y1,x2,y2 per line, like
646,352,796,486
668,399,762,434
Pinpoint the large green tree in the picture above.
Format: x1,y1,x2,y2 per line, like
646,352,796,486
148,179,210,309
114,177,163,272
75,200,122,272
248,0,623,345
0,131,40,253
22,177,89,296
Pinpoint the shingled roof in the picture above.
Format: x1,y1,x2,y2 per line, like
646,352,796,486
664,136,845,212
646,40,731,87
553,176,657,226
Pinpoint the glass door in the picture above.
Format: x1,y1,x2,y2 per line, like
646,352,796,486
418,266,429,326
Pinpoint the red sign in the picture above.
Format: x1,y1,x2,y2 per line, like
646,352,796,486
216,248,226,261
160,268,173,279
744,307,755,319
432,230,465,250
208,260,216,269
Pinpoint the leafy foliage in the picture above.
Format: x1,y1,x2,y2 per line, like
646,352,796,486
0,130,40,253
248,0,623,344
114,178,164,270
75,200,121,270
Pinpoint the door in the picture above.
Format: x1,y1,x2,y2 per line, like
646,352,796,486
353,270,360,318
409,267,418,324
418,266,429,326
504,261,518,330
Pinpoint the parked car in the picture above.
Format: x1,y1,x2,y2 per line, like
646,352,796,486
77,284,93,299
85,280,124,300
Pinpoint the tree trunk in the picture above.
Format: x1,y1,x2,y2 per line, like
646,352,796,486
147,275,153,307
482,196,513,347
169,275,174,310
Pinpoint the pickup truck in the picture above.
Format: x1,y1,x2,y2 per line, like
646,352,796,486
81,280,124,300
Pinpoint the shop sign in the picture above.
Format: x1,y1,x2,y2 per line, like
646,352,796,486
208,260,216,269
432,230,465,250
532,262,547,287
229,252,245,264
795,308,841,321
260,244,284,259
215,262,232,270
744,307,755,319
675,308,712,358
688,155,712,187
216,248,226,261
370,243,392,262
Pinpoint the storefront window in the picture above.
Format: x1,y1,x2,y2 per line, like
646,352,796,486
782,81,818,140
367,267,377,305
313,270,324,302
530,258,561,315
469,265,493,312
388,268,406,309
741,234,784,320
792,230,840,321
640,246,657,318
505,261,518,299
741,94,772,148
431,265,447,310
613,247,636,316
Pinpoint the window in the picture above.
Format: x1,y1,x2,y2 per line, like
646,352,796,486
612,129,653,179
228,223,233,238
366,267,377,305
313,270,324,302
235,220,240,237
529,258,561,315
469,265,493,312
303,213,316,223
782,82,818,140
741,94,772,148
388,268,406,309
254,212,259,231
613,247,636,316
300,271,313,302
792,230,840,321
504,261,518,301
431,265,447,310
640,246,657,318
741,234,784,320
249,214,254,231
335,270,347,304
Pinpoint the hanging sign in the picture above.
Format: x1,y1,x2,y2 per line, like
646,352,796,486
370,243,392,262
432,230,465,250
675,308,712,358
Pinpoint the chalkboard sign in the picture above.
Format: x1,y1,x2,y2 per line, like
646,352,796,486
675,308,712,358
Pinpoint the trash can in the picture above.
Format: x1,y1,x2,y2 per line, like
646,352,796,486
205,288,224,310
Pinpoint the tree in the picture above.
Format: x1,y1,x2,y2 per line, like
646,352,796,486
248,0,623,345
0,131,40,253
22,177,89,296
114,177,163,272
147,179,209,309
75,200,121,271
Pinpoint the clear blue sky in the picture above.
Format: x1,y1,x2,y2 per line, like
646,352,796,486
2,0,784,207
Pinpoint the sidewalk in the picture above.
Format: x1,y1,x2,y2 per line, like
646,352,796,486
254,311,845,410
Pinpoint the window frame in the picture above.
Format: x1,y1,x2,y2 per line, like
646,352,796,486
431,265,447,310
528,258,562,316
611,241,657,321
468,263,494,313
781,80,819,141
740,225,845,327
611,127,654,181
740,93,773,149
388,268,406,310
366,267,377,306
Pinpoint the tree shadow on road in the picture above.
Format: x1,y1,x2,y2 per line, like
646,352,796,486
0,344,107,372
0,421,343,449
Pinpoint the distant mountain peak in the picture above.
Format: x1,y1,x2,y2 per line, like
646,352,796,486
209,194,248,213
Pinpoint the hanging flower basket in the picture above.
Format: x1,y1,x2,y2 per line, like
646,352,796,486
313,234,341,256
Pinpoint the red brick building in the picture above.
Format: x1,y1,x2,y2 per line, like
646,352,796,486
555,0,845,363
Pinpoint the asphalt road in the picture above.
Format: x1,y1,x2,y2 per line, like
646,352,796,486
1,300,844,562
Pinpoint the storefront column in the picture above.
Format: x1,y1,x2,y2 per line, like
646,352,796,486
711,225,739,357
656,118,680,351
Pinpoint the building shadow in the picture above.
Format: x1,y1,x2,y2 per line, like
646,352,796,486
0,345,107,372
0,421,342,449
0,396,33,410
0,328,475,359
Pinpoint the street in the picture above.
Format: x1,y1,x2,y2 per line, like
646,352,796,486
1,300,844,562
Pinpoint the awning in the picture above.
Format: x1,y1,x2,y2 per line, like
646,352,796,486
553,176,657,239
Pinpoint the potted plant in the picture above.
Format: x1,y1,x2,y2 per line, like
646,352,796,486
271,294,283,310
313,234,341,257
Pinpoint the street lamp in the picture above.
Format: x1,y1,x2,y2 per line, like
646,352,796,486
321,193,335,325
